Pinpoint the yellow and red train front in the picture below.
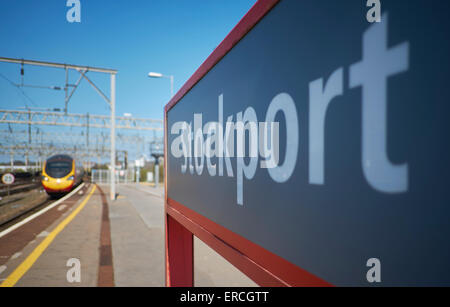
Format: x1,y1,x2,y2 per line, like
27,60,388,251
42,169,75,193
41,155,77,194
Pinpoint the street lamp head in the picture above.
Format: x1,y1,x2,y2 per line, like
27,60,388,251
148,71,174,97
148,72,163,78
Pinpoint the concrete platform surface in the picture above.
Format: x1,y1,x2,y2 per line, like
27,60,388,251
0,183,257,287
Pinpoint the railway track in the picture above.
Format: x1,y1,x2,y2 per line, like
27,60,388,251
0,183,84,233
0,171,41,198
0,197,51,229
0,182,41,197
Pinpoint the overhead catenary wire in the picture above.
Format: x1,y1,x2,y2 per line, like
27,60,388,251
0,72,38,107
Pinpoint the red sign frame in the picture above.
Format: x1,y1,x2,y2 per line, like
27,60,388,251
164,0,331,287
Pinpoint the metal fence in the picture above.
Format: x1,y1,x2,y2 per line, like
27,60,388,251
91,169,135,184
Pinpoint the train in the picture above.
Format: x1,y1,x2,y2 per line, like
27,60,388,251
41,154,84,196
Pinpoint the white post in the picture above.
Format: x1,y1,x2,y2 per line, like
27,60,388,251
110,74,116,200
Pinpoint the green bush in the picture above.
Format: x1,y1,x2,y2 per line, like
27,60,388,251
137,163,164,183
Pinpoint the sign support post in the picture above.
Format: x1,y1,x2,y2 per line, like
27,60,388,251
165,215,193,287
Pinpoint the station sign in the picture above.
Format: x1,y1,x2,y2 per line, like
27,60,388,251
165,0,450,286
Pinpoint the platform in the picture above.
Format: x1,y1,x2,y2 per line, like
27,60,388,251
0,183,256,287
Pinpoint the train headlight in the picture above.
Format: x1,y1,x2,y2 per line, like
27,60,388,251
67,176,75,181
42,176,49,181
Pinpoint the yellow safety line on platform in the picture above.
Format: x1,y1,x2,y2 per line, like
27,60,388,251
0,185,97,287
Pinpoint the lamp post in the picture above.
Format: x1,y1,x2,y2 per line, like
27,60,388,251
148,71,172,188
150,141,163,189
148,72,174,97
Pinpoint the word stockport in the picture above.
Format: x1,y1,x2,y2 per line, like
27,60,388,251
171,93,289,206
170,15,409,205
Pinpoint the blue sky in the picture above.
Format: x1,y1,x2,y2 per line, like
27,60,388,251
0,0,256,119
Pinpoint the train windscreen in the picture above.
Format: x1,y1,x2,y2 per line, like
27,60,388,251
45,161,72,178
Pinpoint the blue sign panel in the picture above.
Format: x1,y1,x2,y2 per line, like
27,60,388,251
167,0,450,286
